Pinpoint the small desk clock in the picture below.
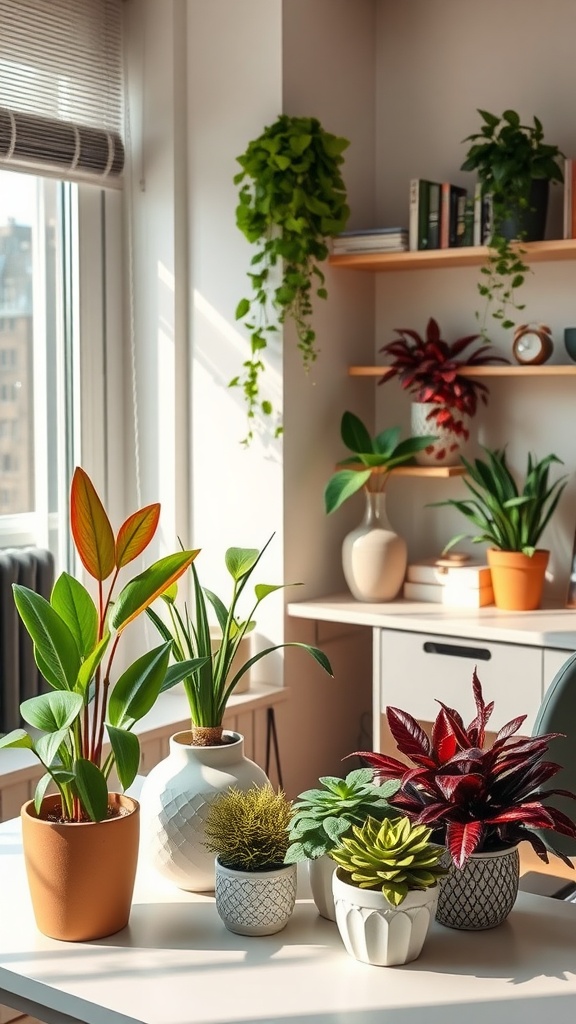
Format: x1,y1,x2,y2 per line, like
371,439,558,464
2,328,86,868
512,322,554,365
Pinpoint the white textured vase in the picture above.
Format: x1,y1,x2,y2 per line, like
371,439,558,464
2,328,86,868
342,488,407,602
411,401,469,466
333,869,438,967
139,730,268,892
215,858,297,936
308,854,337,921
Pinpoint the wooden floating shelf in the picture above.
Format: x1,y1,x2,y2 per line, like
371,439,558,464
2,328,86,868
329,238,576,272
340,463,466,478
349,364,576,378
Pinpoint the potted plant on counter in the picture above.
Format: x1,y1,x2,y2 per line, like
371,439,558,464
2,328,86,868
140,536,333,892
324,410,437,601
0,468,199,941
330,815,447,966
378,317,508,465
430,445,568,610
232,114,350,443
204,783,296,936
353,669,576,930
461,108,564,335
285,768,400,920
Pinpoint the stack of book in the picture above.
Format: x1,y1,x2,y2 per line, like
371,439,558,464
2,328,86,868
332,227,408,255
563,157,576,239
409,178,474,252
402,558,494,607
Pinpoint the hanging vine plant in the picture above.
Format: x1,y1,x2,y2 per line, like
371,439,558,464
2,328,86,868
231,114,350,443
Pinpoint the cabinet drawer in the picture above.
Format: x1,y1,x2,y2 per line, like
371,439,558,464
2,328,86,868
380,630,543,732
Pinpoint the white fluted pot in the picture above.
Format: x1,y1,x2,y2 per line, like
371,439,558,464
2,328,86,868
215,858,297,936
139,730,268,892
342,488,407,602
333,869,438,967
308,854,337,921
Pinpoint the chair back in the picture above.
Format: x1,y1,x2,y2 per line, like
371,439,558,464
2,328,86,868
531,651,576,858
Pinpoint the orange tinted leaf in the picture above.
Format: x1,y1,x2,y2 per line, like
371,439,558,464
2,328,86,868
70,468,115,581
116,504,160,568
110,550,200,632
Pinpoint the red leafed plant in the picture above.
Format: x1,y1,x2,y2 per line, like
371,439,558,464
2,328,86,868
378,318,509,437
352,669,576,869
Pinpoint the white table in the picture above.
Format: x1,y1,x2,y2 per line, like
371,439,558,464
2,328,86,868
1,816,576,1024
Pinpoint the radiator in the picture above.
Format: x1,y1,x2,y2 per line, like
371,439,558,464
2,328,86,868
0,546,55,734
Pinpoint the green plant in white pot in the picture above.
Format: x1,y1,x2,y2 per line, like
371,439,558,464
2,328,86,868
285,768,400,921
140,536,333,892
431,446,568,610
204,783,296,936
0,467,198,941
324,411,437,601
330,815,447,967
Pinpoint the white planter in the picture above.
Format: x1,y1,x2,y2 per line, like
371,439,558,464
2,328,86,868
411,401,469,466
436,845,519,930
215,857,297,936
308,854,336,921
332,869,438,966
139,730,268,892
342,489,407,602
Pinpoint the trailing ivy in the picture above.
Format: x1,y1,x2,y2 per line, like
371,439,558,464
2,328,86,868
232,115,350,443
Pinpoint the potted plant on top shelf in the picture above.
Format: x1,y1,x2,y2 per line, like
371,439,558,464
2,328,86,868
461,108,564,336
284,767,400,920
204,783,296,936
0,467,199,941
353,669,576,931
324,410,437,602
329,814,447,966
378,316,509,466
139,535,333,892
232,114,350,445
430,445,568,610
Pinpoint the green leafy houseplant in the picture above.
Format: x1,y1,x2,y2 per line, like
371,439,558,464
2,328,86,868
431,446,568,556
378,318,509,438
146,535,333,745
324,411,438,515
232,114,350,443
0,468,199,822
461,108,564,334
329,815,447,907
204,783,293,871
285,768,400,863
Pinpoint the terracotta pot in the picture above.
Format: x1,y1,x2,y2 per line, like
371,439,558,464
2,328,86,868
21,793,140,941
487,548,549,610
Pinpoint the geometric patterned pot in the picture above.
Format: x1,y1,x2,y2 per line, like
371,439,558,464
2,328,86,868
215,858,297,936
436,845,520,930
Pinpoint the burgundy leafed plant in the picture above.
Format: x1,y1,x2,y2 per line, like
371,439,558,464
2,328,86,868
378,318,509,437
353,670,576,869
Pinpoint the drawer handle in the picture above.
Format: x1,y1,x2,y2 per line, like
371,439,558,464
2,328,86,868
423,641,491,661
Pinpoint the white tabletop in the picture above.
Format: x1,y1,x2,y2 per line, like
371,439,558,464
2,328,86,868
1,814,576,1024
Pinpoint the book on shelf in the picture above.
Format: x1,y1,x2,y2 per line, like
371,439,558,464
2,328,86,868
406,559,492,588
332,228,408,254
439,184,468,248
473,184,493,245
409,178,441,251
402,579,495,607
563,158,576,239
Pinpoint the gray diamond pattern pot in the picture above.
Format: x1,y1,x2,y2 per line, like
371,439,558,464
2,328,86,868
215,858,297,936
436,845,520,930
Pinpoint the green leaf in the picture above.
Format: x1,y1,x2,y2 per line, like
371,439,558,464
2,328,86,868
50,573,98,658
284,841,307,864
73,758,109,822
254,582,287,601
159,657,211,693
35,729,70,767
341,411,373,454
106,726,140,791
324,817,351,842
108,642,172,728
225,546,260,581
324,469,371,514
235,298,250,320
13,584,81,690
0,729,33,751
77,635,110,695
20,690,83,732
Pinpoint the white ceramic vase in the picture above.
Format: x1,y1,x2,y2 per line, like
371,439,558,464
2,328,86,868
308,854,336,921
436,845,520,930
342,488,407,602
332,869,438,967
139,730,268,892
215,857,297,936
411,401,469,466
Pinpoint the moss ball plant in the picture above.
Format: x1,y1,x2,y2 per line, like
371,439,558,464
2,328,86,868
204,784,293,872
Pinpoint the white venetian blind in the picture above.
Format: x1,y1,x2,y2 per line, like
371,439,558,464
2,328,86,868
0,0,124,185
